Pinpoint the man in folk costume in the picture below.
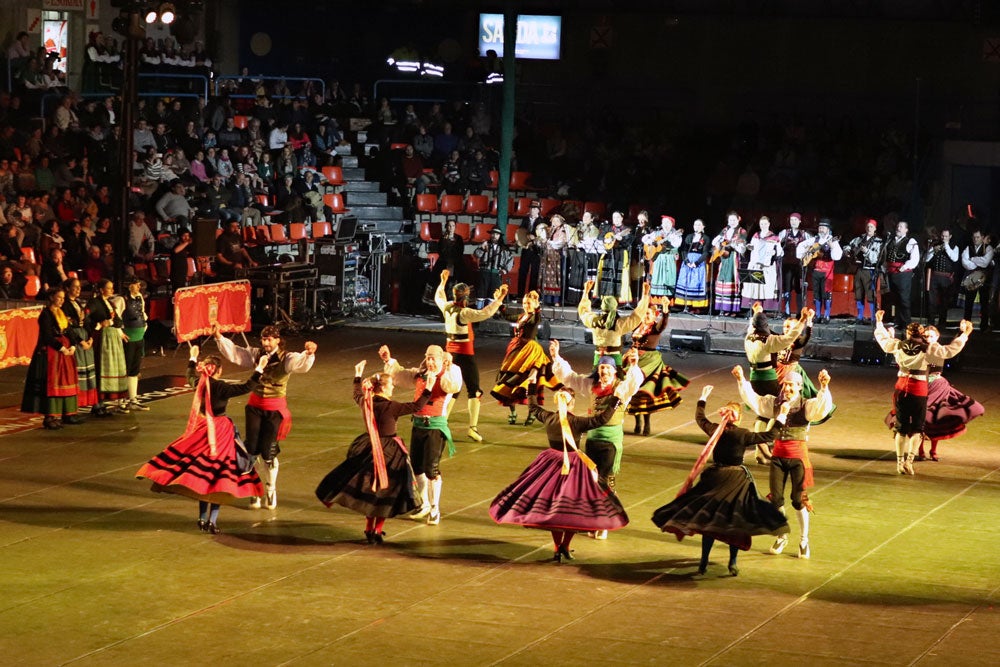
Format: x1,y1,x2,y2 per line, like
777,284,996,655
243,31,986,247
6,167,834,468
597,210,633,302
732,364,834,560
960,229,994,332
578,279,650,368
873,312,971,475
711,211,746,317
845,219,884,324
924,228,959,330
549,340,643,538
777,212,812,317
214,324,317,509
797,218,843,324
380,344,463,525
644,214,683,307
882,220,920,329
434,268,508,442
473,226,513,302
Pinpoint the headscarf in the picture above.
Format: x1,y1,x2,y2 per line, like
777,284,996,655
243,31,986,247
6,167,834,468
593,296,618,330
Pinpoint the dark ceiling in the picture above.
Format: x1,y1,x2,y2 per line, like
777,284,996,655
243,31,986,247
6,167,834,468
384,0,992,24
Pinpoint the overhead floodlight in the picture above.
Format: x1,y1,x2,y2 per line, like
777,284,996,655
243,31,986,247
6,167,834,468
159,3,175,24
144,9,158,23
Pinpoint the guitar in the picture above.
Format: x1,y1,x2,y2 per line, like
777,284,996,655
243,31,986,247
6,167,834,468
709,240,730,264
603,231,621,251
801,236,840,267
644,229,683,261
515,226,531,249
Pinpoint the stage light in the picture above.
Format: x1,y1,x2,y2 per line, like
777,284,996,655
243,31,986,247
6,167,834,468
145,9,158,23
160,3,176,24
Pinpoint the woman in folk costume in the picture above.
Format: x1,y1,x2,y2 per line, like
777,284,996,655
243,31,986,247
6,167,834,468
740,216,781,312
873,312,971,475
652,385,790,576
61,277,97,409
85,278,128,416
316,360,436,544
885,325,983,463
541,215,569,306
674,218,711,313
491,290,560,425
578,279,650,368
645,215,683,307
136,347,269,534
490,375,632,562
626,304,690,436
21,287,82,430
711,211,747,317
597,210,633,302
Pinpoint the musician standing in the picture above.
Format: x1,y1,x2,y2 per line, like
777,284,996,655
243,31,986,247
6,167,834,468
777,213,811,317
846,219,883,324
565,210,603,306
644,215,682,307
711,211,746,317
516,200,544,298
924,228,959,329
741,216,781,313
960,229,994,332
882,220,921,329
796,219,842,324
598,210,633,301
473,226,513,302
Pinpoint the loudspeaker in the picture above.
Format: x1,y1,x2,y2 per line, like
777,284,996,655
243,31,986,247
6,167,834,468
669,329,709,352
192,217,219,257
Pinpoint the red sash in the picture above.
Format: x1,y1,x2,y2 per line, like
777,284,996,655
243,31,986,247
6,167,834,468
772,438,814,489
248,393,293,441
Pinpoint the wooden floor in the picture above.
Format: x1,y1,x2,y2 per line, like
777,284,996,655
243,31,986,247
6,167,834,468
1,327,998,666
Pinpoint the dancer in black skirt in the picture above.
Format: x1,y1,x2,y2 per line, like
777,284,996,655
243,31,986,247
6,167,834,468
315,360,436,544
652,385,789,576
490,375,632,562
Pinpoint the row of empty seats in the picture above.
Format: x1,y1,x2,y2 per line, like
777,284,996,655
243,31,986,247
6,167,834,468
416,194,608,224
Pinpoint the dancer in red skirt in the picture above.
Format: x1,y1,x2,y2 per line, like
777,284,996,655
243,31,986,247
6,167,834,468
136,346,268,533
490,373,633,562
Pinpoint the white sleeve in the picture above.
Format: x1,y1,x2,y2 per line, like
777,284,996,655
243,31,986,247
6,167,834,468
961,248,974,271
439,364,463,394
616,364,644,403
282,350,315,374
945,243,959,262
803,387,833,422
551,355,592,395
902,239,920,271
737,378,776,418
829,239,843,261
215,336,257,368
873,323,900,353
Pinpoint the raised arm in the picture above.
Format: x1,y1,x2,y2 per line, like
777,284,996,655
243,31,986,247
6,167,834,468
872,310,900,353
549,339,594,395
614,283,651,334
803,369,833,421
282,340,317,374
732,365,777,417
214,331,258,369
928,320,972,359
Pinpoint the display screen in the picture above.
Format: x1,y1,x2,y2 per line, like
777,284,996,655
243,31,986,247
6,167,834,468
478,14,561,60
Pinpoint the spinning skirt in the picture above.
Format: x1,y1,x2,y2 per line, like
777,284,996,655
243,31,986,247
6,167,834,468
315,434,418,519
651,464,787,551
490,448,629,532
491,338,559,406
627,351,689,415
136,417,264,504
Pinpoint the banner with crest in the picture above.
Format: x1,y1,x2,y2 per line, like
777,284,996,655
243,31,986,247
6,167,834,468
173,280,252,343
0,306,43,369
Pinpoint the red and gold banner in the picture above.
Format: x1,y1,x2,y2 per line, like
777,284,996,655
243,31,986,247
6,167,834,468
173,280,252,343
0,306,43,369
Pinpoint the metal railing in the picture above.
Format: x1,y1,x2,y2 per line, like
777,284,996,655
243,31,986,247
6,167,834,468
214,75,325,100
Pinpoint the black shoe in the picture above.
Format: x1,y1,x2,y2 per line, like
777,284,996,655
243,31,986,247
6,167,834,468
728,563,739,577
198,519,208,532
697,564,707,575
507,413,517,425
642,424,651,437
558,545,575,561
61,415,84,425
42,417,62,430
523,415,535,426
206,522,221,535
633,421,641,435
92,406,114,418
365,531,377,544
552,551,562,563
